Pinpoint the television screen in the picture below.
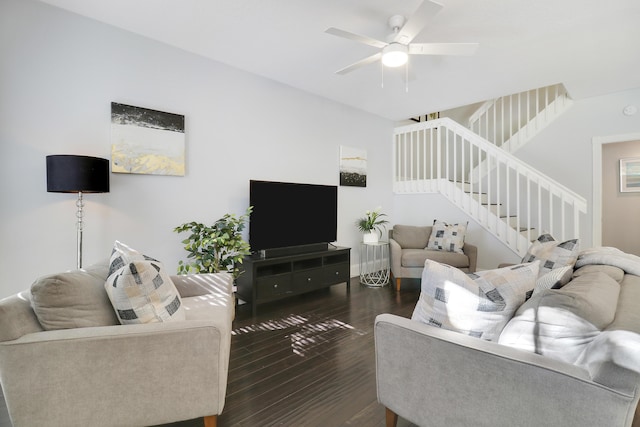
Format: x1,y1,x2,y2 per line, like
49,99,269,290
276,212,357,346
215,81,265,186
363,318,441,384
249,180,338,252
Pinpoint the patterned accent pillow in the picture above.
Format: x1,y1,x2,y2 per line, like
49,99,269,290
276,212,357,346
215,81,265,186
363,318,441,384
532,265,574,296
522,234,579,277
105,260,185,325
426,220,467,254
412,260,539,341
108,240,158,277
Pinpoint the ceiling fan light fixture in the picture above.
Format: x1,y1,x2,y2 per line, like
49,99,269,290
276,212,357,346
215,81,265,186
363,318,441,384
381,43,408,67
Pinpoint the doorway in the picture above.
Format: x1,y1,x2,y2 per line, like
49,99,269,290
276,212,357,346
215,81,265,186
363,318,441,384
593,134,640,255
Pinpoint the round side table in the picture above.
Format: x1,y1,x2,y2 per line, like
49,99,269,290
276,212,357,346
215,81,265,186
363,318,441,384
359,241,390,287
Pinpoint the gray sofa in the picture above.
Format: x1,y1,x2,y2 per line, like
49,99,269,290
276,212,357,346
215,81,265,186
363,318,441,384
0,261,234,427
375,256,640,427
389,224,477,291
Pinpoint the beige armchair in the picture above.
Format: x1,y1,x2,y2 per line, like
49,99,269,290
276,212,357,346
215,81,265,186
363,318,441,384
0,264,234,427
389,224,477,291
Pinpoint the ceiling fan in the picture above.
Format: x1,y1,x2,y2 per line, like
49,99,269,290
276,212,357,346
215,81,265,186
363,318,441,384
325,0,479,75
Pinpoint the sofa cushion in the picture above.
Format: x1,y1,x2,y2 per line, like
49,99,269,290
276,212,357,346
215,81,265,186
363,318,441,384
522,234,579,277
392,225,431,249
30,267,119,331
426,220,467,254
576,330,640,395
105,260,186,324
108,240,158,277
412,260,539,341
401,249,470,269
498,271,620,364
573,264,625,283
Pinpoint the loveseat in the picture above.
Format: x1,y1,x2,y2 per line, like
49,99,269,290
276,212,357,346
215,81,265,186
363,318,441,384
389,224,477,291
0,258,234,427
376,246,640,427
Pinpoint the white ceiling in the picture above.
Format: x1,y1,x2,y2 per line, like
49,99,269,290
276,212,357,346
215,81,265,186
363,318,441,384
38,0,640,121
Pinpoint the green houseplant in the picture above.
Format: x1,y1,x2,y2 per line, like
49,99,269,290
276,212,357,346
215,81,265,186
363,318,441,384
356,207,389,243
174,207,252,278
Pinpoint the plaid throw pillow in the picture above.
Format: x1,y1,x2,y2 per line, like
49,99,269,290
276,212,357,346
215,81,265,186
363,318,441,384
412,260,539,341
522,234,579,277
532,265,573,296
426,220,467,254
108,240,158,277
105,259,185,324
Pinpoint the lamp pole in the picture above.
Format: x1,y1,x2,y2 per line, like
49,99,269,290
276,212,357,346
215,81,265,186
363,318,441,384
76,191,84,269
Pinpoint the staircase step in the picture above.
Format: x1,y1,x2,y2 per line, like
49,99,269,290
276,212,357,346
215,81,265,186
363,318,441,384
519,228,538,242
469,192,490,204
452,180,473,193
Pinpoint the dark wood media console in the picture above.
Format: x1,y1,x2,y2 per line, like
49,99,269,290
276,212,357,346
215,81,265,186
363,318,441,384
236,246,351,315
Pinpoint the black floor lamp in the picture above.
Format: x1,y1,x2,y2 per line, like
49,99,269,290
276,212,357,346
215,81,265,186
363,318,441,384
46,155,110,269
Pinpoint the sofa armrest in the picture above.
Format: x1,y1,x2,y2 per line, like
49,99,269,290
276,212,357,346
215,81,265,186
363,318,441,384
463,242,478,272
0,291,43,342
375,313,639,427
0,318,231,426
388,238,403,277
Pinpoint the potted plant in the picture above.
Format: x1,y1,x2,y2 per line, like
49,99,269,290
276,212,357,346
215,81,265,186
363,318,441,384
356,207,389,244
174,207,252,279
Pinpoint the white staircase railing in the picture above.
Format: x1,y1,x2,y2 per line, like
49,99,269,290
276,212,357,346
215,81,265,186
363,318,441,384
468,83,573,154
394,117,587,256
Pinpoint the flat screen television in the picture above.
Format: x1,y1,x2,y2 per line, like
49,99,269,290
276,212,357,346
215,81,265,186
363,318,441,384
249,180,338,253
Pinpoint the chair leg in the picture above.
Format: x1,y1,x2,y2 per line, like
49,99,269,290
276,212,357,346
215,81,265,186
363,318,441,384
395,277,401,292
386,407,399,427
203,415,217,427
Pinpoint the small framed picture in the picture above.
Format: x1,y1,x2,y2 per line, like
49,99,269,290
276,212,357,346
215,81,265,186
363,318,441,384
620,157,640,192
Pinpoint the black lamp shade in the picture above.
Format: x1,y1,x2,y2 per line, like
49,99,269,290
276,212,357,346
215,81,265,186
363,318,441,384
46,155,110,193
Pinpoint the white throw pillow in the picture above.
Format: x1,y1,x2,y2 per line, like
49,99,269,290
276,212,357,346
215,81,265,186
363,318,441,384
108,240,158,277
426,220,467,254
532,264,574,296
105,259,185,325
522,234,579,277
411,260,539,341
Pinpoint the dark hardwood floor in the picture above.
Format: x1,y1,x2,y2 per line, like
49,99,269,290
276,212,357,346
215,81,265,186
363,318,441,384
0,277,422,427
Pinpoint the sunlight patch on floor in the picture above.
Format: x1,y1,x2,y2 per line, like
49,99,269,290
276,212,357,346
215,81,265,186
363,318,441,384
232,314,366,356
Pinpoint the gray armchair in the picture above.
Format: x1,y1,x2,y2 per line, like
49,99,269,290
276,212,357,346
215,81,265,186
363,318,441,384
0,265,234,427
389,224,477,291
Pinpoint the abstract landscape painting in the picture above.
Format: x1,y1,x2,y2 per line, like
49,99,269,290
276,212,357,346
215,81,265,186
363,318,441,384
339,146,367,187
620,157,640,192
111,102,185,176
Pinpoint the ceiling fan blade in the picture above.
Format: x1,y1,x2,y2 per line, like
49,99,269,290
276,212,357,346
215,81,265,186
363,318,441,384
335,53,382,75
394,0,444,44
325,27,387,49
409,43,479,56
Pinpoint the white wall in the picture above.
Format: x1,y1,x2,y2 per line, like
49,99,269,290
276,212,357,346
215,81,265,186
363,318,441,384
0,0,394,298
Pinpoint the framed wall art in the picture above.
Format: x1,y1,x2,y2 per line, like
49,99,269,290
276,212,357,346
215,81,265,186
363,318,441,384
620,157,640,192
111,102,185,176
339,145,367,187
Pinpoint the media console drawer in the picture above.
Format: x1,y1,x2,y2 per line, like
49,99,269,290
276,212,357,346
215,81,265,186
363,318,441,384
256,274,292,299
236,246,351,315
323,262,350,284
293,268,324,292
